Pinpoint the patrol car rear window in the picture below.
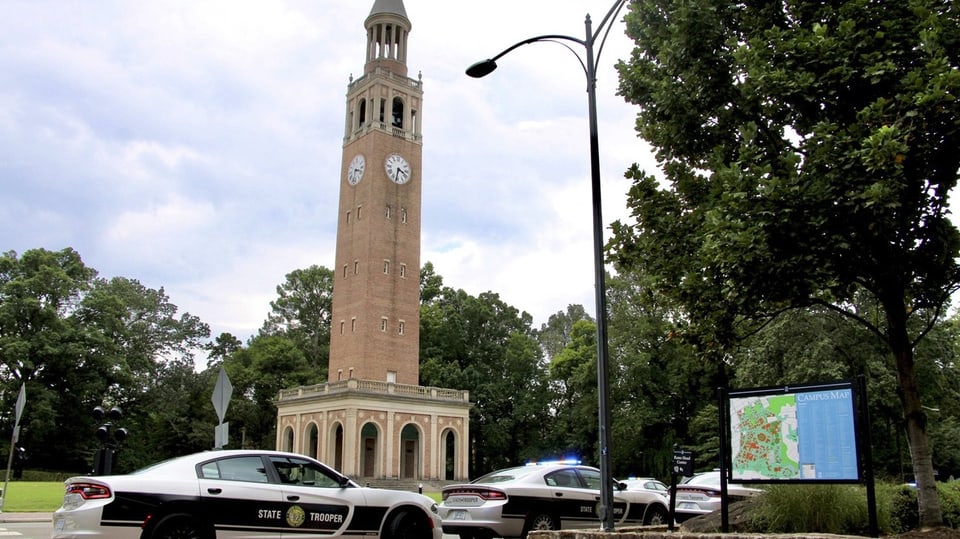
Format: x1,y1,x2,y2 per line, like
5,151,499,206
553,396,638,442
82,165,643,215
472,467,537,484
201,456,269,483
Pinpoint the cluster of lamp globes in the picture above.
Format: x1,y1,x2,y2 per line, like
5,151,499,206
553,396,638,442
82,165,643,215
92,405,129,445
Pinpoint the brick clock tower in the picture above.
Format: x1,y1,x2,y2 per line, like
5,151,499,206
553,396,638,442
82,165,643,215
275,0,471,484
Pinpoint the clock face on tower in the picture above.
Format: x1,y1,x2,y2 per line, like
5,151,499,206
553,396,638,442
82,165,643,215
384,153,411,184
347,154,365,186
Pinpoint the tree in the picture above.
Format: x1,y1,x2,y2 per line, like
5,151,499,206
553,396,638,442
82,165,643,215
419,281,551,474
220,334,325,449
547,319,600,460
605,269,721,477
206,332,243,369
0,248,210,472
615,0,960,525
260,265,333,375
535,305,592,362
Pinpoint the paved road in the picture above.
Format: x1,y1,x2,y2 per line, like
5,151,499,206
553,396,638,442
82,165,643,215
0,514,460,539
0,513,52,539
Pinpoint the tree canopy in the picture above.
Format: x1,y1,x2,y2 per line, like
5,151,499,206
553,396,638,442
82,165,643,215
614,0,960,525
0,248,210,470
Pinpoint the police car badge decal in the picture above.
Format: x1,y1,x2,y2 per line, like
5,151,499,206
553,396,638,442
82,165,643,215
286,505,306,527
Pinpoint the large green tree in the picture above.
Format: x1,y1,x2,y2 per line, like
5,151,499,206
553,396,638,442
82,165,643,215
0,248,209,471
419,268,551,474
535,305,592,361
259,265,333,375
614,0,960,525
605,268,721,477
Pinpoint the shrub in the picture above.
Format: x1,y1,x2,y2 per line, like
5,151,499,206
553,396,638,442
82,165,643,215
883,483,919,533
749,484,869,534
939,481,960,529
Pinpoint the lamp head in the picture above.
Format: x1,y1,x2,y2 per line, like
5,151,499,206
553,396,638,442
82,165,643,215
466,59,498,78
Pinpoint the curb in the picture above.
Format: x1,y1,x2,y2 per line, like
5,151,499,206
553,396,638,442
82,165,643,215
0,512,53,523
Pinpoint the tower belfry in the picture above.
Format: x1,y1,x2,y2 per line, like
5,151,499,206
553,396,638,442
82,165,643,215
328,0,422,386
275,0,471,484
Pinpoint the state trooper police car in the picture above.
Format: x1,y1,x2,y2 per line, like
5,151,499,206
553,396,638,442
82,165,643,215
52,450,441,539
438,462,668,539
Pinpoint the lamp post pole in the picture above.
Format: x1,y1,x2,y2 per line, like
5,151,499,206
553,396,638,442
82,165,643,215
466,1,627,531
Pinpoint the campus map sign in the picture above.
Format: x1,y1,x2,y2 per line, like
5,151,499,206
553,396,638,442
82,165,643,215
728,382,860,482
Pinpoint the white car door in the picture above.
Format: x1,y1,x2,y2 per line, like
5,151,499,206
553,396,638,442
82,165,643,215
198,455,287,539
544,468,598,530
573,468,635,526
269,456,359,538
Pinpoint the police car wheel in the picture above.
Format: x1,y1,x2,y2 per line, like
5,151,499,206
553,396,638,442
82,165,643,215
385,508,430,539
644,505,667,526
150,514,208,539
525,512,557,534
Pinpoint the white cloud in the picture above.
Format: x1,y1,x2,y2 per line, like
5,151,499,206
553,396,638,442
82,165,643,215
0,0,654,342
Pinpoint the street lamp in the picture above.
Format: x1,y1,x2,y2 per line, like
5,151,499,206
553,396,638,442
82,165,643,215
466,0,628,531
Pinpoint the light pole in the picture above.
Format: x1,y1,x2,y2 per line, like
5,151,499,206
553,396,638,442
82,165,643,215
466,0,628,531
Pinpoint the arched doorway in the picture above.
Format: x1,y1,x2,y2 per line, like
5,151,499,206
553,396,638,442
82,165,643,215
360,423,379,478
443,430,456,480
306,423,319,459
400,424,420,479
282,426,294,452
330,423,344,472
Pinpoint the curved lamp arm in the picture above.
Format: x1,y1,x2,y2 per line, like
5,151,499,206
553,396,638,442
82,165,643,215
465,0,628,81
465,34,587,79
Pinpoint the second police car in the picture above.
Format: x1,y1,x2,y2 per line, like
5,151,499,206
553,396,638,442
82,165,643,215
438,462,669,539
52,449,441,539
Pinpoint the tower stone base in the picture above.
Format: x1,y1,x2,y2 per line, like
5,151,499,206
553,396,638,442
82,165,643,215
276,379,471,482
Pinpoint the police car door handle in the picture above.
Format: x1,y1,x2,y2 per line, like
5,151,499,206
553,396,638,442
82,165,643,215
287,495,300,502
554,492,563,497
207,488,222,494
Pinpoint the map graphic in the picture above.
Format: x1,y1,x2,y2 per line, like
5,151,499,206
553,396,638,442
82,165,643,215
729,387,859,481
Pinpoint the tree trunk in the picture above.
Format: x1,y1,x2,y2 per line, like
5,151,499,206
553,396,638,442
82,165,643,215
887,304,942,527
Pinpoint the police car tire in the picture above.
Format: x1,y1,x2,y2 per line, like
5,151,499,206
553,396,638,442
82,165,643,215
150,513,209,539
385,508,430,539
524,512,557,535
644,505,668,526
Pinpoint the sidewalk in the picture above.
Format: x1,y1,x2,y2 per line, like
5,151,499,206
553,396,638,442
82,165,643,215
0,512,53,523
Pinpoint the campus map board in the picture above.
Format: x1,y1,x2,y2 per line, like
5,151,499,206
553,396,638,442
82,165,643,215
728,383,860,481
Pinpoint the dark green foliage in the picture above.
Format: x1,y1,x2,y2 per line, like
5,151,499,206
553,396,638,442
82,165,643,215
750,484,869,535
0,248,210,473
614,0,960,525
939,482,960,529
259,265,333,377
736,482,960,535
418,271,550,476
887,484,921,533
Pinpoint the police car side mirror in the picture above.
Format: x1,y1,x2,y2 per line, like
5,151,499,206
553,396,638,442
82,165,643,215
616,481,627,491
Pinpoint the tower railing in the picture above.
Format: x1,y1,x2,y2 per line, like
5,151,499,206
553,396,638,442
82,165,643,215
277,379,470,403
349,67,421,91
345,121,422,144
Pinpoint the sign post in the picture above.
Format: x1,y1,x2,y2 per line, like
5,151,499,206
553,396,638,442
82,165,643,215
668,447,694,531
2,384,26,513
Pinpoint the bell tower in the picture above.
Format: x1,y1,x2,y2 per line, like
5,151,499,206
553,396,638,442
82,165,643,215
330,0,423,386
275,0,471,485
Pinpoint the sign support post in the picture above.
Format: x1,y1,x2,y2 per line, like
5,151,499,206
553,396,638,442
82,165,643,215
1,384,26,513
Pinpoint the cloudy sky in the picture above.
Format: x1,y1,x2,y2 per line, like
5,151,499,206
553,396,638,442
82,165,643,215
1,0,659,343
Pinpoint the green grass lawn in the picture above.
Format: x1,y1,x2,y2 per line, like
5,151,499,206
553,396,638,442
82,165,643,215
1,481,64,512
